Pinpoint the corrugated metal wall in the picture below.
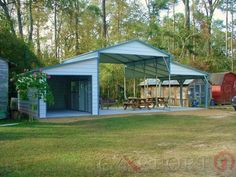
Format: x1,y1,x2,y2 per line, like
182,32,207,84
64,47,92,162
40,58,98,118
0,59,8,119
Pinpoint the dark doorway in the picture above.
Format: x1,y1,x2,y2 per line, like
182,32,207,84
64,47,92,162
47,75,92,114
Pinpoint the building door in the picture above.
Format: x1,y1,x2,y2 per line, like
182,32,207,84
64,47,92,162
71,79,91,112
78,80,86,111
71,81,80,111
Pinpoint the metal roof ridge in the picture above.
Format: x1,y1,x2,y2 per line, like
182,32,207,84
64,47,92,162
62,50,99,63
63,39,172,63
171,61,208,75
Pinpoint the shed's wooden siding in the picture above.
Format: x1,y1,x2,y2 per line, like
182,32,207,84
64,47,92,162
140,85,190,107
41,58,98,117
0,59,8,119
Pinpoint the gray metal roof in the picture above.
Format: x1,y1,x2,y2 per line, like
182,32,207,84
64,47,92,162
50,39,172,79
126,61,207,79
0,57,16,66
39,39,207,80
63,39,171,64
139,79,194,86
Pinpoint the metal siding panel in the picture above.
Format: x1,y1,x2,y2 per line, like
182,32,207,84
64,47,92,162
171,63,205,76
101,41,168,57
39,99,46,118
42,58,99,117
0,59,8,119
44,59,97,75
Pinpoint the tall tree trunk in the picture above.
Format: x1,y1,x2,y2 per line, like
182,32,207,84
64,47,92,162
183,0,190,30
15,0,23,38
226,0,229,56
167,8,170,50
173,0,176,49
0,0,16,36
36,19,41,57
54,0,58,59
75,1,79,54
192,0,196,60
75,16,79,54
102,0,107,46
183,0,190,58
207,21,212,56
231,0,234,71
202,0,221,56
28,0,33,42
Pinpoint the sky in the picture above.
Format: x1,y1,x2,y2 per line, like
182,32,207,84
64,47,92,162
140,0,226,23
172,1,225,21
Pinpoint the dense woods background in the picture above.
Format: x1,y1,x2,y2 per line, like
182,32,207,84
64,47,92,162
0,0,235,98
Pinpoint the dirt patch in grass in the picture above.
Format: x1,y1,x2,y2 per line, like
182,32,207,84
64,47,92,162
39,109,235,124
163,109,235,119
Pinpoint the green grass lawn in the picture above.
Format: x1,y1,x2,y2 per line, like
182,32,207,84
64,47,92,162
0,112,236,177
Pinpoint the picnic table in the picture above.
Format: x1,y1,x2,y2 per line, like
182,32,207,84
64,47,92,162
123,97,169,110
155,97,169,108
123,97,155,110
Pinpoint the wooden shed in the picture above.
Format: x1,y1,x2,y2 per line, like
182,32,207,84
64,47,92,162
210,72,236,104
0,58,9,119
188,79,211,106
139,78,209,107
139,79,193,107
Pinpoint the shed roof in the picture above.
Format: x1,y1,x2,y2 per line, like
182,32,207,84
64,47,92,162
209,72,236,85
0,57,16,66
139,79,194,86
0,57,8,63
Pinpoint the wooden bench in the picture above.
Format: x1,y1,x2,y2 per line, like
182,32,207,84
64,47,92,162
123,97,140,110
99,98,117,110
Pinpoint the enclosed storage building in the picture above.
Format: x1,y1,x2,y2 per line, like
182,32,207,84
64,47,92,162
210,72,236,104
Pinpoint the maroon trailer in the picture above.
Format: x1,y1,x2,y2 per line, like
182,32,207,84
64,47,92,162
210,72,236,105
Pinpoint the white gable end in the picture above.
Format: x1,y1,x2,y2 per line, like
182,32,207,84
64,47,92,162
100,40,168,57
43,58,98,76
63,51,98,64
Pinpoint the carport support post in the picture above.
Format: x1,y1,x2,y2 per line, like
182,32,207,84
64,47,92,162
143,61,147,98
159,80,162,97
177,80,185,107
155,59,158,107
124,66,127,100
204,76,209,108
163,56,171,105
133,79,136,97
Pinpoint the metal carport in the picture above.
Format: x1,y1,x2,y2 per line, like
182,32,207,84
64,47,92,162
19,39,208,118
